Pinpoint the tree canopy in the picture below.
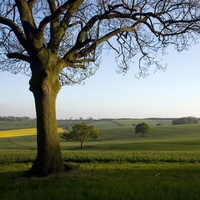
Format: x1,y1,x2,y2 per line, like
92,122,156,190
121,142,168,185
1,0,200,175
1,1,200,80
61,123,100,148
135,122,151,136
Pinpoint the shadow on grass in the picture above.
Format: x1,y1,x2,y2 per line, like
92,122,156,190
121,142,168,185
1,163,200,200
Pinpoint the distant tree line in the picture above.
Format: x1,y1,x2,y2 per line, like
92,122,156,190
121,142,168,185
145,118,175,120
0,116,32,121
172,117,199,125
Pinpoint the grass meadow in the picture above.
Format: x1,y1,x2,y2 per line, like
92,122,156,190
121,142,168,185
1,119,200,199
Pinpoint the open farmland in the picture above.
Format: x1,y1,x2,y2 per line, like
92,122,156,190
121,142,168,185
0,120,36,130
1,119,200,200
0,128,64,138
0,128,63,150
0,119,200,159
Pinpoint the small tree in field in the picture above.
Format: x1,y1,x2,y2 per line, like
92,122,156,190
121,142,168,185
61,123,100,148
135,123,151,137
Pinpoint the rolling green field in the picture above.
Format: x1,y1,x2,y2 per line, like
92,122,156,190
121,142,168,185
1,119,200,199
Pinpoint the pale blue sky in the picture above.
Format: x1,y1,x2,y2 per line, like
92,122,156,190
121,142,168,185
1,43,200,119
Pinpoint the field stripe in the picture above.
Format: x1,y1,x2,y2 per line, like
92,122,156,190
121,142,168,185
0,128,63,138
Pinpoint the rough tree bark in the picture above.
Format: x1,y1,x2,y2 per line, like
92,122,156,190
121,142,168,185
28,50,65,175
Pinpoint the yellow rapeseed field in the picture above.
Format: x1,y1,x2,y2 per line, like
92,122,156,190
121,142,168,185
0,128,64,138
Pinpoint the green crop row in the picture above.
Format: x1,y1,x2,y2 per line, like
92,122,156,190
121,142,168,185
1,150,200,164
62,151,200,163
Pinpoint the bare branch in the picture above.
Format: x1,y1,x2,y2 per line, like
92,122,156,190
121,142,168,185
1,0,200,82
106,40,120,54
7,53,30,63
0,16,28,51
28,0,37,8
39,1,73,29
15,0,36,30
47,0,84,49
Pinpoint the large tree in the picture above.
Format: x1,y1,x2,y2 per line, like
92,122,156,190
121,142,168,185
0,0,200,175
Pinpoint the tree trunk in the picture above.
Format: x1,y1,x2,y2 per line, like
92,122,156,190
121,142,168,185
81,140,84,148
29,67,65,176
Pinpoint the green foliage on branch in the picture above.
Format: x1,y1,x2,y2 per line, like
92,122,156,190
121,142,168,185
172,117,199,125
135,123,151,137
61,123,100,148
